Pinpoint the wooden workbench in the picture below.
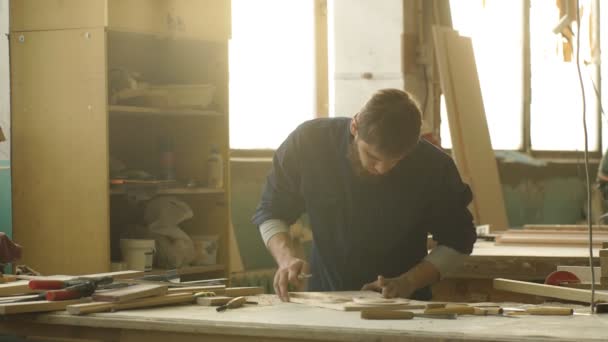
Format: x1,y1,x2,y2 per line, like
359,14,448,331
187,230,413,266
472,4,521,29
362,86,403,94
0,295,606,342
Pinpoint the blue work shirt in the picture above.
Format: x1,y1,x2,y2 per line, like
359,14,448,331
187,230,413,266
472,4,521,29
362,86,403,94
252,118,476,300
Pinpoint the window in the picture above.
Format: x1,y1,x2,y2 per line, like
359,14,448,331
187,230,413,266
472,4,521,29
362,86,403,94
229,0,315,150
447,0,601,153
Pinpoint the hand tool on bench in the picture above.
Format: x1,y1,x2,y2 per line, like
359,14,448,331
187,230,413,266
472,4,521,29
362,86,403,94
28,276,114,301
361,309,456,320
502,306,574,316
216,296,258,312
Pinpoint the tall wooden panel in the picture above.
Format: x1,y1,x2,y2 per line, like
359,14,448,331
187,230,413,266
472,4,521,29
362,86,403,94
10,28,110,274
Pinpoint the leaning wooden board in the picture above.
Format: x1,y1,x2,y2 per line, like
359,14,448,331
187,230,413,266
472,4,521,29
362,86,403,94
494,278,608,303
432,25,509,232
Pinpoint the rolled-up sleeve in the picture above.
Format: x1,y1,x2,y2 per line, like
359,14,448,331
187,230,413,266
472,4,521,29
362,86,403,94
252,131,305,227
426,158,477,255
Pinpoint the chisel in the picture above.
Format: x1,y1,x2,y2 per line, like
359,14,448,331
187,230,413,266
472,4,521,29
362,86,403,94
361,309,457,320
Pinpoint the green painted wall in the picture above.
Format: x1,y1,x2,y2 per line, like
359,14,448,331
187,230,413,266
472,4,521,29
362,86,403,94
230,158,599,271
0,161,10,236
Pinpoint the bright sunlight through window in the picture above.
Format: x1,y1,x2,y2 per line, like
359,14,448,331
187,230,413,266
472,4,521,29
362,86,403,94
530,0,597,151
229,0,315,149
443,0,524,150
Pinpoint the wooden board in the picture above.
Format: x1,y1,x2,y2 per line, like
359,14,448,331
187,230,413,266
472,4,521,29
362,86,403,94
288,291,414,311
220,287,265,297
495,233,607,247
67,293,194,315
0,298,90,315
493,278,608,303
167,285,225,294
196,296,232,306
10,28,109,275
432,26,509,232
523,224,608,231
92,284,168,303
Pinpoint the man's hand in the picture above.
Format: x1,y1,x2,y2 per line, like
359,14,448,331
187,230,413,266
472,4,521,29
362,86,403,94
361,275,414,299
273,257,310,302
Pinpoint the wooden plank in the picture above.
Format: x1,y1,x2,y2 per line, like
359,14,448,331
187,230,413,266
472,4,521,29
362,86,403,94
167,285,225,295
0,281,36,296
196,296,232,306
92,284,168,303
221,287,265,297
10,0,106,31
432,26,509,232
493,278,608,303
523,224,608,231
10,28,109,275
67,293,194,315
0,298,90,315
495,233,607,247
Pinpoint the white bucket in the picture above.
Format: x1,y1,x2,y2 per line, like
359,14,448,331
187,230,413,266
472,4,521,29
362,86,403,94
191,235,219,265
120,239,155,271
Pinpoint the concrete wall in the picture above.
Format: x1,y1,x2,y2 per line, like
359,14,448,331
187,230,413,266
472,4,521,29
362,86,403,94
230,158,598,271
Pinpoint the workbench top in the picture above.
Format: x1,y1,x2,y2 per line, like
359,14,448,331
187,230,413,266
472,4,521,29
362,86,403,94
2,295,607,342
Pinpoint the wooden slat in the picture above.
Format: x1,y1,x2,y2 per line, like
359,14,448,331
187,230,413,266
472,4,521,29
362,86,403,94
10,0,106,31
221,287,265,297
196,296,233,306
67,293,194,315
432,26,509,231
495,233,607,247
10,28,109,275
167,285,225,294
0,298,90,315
523,224,608,231
92,284,168,303
493,278,608,303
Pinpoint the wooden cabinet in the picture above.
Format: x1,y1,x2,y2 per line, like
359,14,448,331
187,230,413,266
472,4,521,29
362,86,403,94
10,0,232,277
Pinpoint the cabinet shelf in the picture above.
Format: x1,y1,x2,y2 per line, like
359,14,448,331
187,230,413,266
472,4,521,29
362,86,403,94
110,186,224,196
109,105,223,117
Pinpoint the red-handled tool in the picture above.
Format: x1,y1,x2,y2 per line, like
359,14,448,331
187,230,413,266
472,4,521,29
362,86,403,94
46,282,96,301
28,276,113,291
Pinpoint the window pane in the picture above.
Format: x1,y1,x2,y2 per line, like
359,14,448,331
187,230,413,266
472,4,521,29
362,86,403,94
229,0,315,149
530,0,598,151
446,0,523,150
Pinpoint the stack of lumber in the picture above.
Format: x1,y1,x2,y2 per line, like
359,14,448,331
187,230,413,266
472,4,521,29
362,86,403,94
0,270,265,315
495,225,608,247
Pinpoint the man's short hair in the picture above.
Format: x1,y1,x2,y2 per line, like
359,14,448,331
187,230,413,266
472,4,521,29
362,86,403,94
357,88,422,157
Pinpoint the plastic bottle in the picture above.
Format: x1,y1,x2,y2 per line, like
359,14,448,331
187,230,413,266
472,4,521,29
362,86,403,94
159,136,176,181
207,144,223,188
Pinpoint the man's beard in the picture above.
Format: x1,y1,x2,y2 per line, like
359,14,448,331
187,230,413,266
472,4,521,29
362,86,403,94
347,139,382,182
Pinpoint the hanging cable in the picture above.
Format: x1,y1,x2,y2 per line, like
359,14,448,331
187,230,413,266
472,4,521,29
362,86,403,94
574,0,595,311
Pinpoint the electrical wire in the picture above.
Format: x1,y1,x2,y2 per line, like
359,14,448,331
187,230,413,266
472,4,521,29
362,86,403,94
574,0,596,311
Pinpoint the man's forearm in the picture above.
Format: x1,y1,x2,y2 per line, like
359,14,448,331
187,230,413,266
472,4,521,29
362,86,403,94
404,245,468,290
402,260,440,290
266,231,298,267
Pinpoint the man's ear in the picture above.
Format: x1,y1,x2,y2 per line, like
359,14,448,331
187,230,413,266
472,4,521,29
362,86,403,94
350,116,358,136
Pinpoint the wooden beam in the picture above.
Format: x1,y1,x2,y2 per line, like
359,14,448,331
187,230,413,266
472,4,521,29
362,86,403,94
67,293,194,315
493,278,608,303
92,284,168,303
0,298,90,315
